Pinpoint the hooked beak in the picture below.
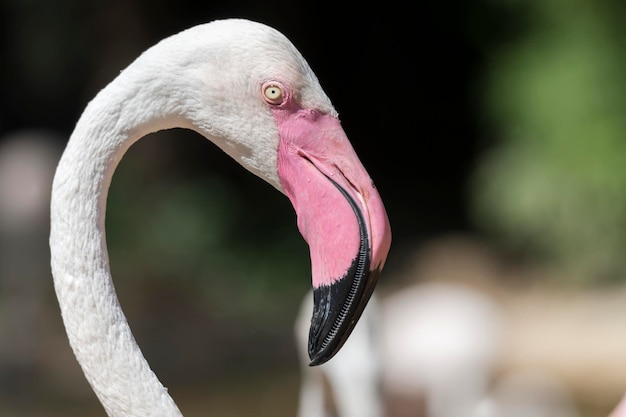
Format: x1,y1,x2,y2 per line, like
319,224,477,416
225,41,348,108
275,109,392,366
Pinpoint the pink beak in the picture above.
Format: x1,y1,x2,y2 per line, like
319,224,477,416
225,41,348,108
274,106,392,365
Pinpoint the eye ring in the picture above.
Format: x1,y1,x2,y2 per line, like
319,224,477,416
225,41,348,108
262,82,285,105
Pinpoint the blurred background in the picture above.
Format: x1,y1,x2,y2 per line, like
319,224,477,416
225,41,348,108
0,0,625,416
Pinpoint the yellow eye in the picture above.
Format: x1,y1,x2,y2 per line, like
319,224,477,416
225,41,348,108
263,83,284,104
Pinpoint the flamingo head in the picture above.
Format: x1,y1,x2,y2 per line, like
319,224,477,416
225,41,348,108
164,19,392,365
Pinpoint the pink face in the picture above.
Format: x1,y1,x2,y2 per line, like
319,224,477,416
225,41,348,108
262,80,392,289
260,79,391,365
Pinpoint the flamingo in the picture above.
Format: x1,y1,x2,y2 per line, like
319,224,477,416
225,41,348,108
49,18,392,417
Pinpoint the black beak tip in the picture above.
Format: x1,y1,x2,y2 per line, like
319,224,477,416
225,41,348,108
308,351,329,367
307,327,348,366
306,266,382,367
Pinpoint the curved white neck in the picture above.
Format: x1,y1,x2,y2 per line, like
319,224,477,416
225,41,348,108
50,69,187,417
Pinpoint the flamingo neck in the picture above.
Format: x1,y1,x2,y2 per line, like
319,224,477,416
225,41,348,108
50,70,186,417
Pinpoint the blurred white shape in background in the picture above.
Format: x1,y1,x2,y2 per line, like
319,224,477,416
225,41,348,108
0,130,63,394
381,282,503,417
473,370,579,417
0,130,61,234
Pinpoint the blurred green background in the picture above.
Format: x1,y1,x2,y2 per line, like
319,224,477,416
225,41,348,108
0,0,625,416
